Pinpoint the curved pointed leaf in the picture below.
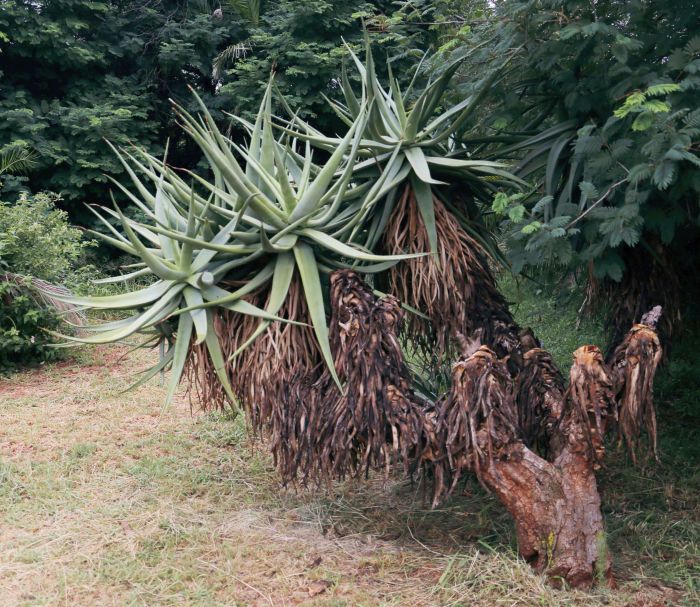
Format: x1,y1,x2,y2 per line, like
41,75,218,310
405,147,444,185
228,252,296,361
164,312,194,407
293,243,341,388
300,228,425,262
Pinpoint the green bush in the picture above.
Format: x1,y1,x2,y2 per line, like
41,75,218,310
0,277,63,372
655,312,700,424
0,192,92,283
0,191,94,370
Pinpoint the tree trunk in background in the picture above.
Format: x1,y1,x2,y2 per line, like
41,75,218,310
585,241,679,357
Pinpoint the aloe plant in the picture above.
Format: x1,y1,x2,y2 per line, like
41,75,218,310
41,42,668,592
54,81,420,403
52,44,523,403
283,41,525,253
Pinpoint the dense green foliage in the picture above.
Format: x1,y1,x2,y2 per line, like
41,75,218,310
0,0,442,219
0,191,93,370
442,0,700,282
217,0,445,130
0,0,245,212
0,277,63,372
0,192,91,283
3,0,697,283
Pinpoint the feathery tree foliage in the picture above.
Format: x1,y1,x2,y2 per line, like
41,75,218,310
430,0,700,345
0,0,446,218
0,0,250,212
213,0,455,131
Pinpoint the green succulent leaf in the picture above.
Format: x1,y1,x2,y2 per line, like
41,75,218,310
293,242,341,389
229,252,296,361
164,311,194,407
410,174,438,255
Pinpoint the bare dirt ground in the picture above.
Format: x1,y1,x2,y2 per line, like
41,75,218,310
0,346,690,606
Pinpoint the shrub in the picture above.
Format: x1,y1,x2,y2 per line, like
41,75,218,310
0,191,93,370
0,276,63,372
0,191,92,283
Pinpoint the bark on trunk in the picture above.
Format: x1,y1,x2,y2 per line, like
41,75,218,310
481,443,609,588
435,345,615,588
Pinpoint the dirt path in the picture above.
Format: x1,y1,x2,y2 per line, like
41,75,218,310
0,347,681,606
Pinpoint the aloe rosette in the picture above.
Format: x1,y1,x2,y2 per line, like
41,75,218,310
282,42,525,254
54,81,421,403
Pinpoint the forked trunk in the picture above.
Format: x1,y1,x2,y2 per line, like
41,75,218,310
482,443,608,588
433,345,615,588
380,196,665,587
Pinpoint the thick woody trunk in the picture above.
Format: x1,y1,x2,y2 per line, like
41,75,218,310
482,443,608,588
435,345,616,588
433,319,661,589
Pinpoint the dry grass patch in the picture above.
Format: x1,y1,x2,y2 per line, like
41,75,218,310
0,346,693,606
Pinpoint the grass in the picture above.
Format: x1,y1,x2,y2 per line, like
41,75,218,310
499,273,609,371
0,284,698,606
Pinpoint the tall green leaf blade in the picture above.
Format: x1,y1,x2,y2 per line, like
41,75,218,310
272,143,297,214
546,134,573,195
144,219,254,257
410,174,438,254
340,60,362,117
54,288,183,344
229,252,295,360
183,287,208,344
387,62,407,127
50,280,173,310
300,229,425,262
203,310,238,408
154,186,179,261
164,311,194,407
115,205,188,281
86,229,139,257
92,267,152,285
293,243,341,388
290,109,365,221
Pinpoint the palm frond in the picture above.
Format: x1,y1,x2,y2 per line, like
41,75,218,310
0,148,37,176
213,41,253,80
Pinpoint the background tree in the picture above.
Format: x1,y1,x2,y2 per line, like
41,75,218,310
0,0,446,221
215,0,447,133
0,0,246,216
432,0,700,347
